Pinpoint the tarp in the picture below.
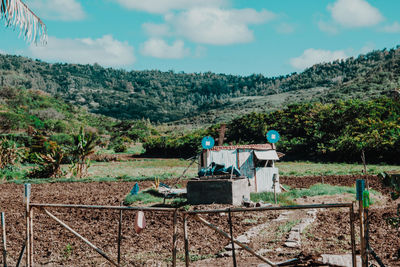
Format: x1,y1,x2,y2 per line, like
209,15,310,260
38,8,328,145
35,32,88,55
254,150,279,161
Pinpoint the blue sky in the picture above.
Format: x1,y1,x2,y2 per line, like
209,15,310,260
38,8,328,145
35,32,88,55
1,0,400,77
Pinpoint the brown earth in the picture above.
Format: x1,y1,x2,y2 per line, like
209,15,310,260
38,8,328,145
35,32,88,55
0,174,399,266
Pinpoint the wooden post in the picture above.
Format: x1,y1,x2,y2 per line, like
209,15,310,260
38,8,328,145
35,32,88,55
1,212,7,267
172,210,178,267
194,215,276,266
43,208,120,267
359,200,366,267
29,208,34,266
117,203,123,265
24,183,31,267
183,214,190,267
350,203,357,267
228,209,237,267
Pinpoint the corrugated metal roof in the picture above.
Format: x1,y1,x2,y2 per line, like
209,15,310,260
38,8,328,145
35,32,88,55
254,150,279,160
210,144,274,151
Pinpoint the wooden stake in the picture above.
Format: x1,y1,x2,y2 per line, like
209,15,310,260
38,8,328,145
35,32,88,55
228,209,237,267
194,215,276,266
24,184,31,267
359,200,366,267
1,212,7,267
117,202,123,265
29,208,34,266
42,208,120,267
183,214,190,267
172,210,178,267
350,203,357,267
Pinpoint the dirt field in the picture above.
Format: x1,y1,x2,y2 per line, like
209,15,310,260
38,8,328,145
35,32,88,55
0,175,399,266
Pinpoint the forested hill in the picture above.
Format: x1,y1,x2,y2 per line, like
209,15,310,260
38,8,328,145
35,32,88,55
1,46,400,123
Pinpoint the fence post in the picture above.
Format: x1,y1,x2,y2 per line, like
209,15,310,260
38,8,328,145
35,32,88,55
1,212,7,267
183,214,190,267
24,183,31,267
172,209,178,267
349,203,356,267
228,209,237,267
117,202,123,265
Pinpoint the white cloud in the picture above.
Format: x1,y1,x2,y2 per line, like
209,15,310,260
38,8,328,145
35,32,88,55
327,0,383,28
290,48,348,70
0,50,5,55
29,35,135,68
114,0,227,14
140,38,189,59
27,0,85,21
381,22,400,33
142,23,171,37
276,23,295,34
318,20,339,34
165,7,276,45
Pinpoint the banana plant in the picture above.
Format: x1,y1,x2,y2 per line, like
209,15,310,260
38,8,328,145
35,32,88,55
69,127,97,178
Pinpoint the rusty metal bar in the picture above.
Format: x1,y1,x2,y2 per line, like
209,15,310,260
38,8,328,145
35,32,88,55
194,215,276,266
184,203,353,214
30,203,176,212
42,208,120,267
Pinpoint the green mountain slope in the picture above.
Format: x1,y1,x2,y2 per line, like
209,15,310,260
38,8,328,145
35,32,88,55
1,46,400,123
0,86,114,134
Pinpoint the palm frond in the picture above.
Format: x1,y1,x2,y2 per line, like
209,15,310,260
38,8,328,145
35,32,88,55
1,0,47,44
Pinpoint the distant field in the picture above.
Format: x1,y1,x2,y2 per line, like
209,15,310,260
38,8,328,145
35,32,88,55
276,161,400,176
13,159,400,183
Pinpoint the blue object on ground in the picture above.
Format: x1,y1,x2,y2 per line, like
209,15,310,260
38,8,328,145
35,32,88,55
131,182,139,195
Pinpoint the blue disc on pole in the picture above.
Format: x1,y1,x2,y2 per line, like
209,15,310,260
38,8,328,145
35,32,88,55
266,130,280,143
201,136,215,149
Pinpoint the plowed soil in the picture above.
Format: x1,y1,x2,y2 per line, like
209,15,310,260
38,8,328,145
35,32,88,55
0,174,399,266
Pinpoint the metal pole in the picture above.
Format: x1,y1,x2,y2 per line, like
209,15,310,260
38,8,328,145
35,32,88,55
172,210,178,267
350,203,356,267
117,203,123,265
183,203,353,214
15,242,26,267
365,208,369,267
183,215,190,267
30,203,176,212
42,208,120,267
228,209,237,267
1,212,7,267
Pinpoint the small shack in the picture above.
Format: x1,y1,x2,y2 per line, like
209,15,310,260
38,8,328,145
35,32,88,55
199,144,283,193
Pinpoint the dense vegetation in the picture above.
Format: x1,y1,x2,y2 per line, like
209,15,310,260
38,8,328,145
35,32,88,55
144,97,400,164
1,46,400,123
0,86,114,134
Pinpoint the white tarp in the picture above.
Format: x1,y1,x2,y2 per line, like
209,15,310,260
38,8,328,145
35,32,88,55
207,150,237,168
254,150,279,161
